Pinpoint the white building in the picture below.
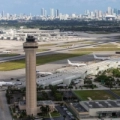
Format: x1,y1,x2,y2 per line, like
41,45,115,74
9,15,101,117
37,58,120,87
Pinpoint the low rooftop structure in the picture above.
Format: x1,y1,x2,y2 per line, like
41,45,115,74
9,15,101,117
69,100,120,119
80,100,120,117
19,100,55,113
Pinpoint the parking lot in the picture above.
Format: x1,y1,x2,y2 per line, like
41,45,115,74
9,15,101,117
56,105,76,120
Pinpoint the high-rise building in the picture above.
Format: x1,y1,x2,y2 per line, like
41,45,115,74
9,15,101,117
98,11,102,18
2,11,4,17
23,36,38,116
108,7,112,15
44,10,47,17
90,11,95,18
6,13,10,19
55,9,59,18
41,8,45,16
118,10,120,15
95,10,99,18
114,8,118,15
85,10,90,15
50,8,54,17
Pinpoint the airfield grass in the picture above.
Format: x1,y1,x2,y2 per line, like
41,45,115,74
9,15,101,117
96,43,118,48
37,49,50,52
65,40,93,44
39,43,56,47
43,111,60,118
73,90,115,100
90,31,112,34
58,41,94,48
51,111,61,117
58,44,73,47
0,52,89,71
0,54,20,57
112,90,120,96
71,47,120,53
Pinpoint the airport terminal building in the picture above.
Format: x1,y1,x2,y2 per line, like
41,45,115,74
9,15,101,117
36,58,120,87
0,28,61,41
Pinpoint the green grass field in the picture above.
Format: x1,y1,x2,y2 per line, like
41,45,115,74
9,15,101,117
0,52,89,71
58,41,94,48
43,111,60,118
73,90,115,100
51,111,61,117
65,40,93,44
0,54,20,57
37,49,50,52
112,90,120,96
96,44,117,48
71,47,120,52
58,44,73,48
39,43,56,47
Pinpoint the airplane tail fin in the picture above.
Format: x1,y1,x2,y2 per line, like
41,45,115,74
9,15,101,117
67,59,71,64
93,53,97,58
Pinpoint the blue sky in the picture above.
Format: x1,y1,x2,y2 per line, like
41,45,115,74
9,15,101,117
0,0,120,15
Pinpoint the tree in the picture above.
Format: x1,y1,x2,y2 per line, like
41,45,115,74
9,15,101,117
55,93,62,101
40,105,50,116
40,106,46,115
63,115,66,120
46,105,50,115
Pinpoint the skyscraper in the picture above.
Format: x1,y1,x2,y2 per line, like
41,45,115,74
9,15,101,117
23,36,38,116
2,11,4,17
98,11,102,18
108,7,112,15
118,10,120,15
114,8,118,15
50,8,54,17
55,9,59,18
44,10,47,17
95,10,99,18
41,8,45,16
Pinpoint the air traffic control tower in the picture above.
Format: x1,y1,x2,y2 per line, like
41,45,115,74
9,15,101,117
23,36,38,116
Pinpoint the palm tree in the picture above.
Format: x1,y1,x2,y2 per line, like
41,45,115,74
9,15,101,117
40,106,46,116
40,105,50,116
46,105,50,115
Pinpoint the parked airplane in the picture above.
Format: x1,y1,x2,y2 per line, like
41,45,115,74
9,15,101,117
36,71,53,77
93,53,111,60
2,50,11,53
67,59,86,67
0,81,15,87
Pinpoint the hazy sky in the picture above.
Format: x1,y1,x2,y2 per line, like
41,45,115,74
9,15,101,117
0,0,120,15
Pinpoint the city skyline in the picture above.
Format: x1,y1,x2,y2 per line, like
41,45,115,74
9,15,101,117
1,6,120,16
0,0,120,15
0,6,120,21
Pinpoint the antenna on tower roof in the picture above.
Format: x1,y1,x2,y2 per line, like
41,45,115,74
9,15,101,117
26,35,35,42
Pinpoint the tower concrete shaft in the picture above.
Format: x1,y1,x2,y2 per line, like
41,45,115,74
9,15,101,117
23,36,38,116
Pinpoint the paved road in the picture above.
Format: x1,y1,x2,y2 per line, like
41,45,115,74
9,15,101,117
44,106,73,120
0,38,118,63
0,51,116,81
0,91,12,120
56,106,75,120
0,54,95,80
0,33,118,81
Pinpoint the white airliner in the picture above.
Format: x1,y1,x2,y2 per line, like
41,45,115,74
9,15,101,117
0,81,15,87
93,53,111,60
67,59,86,67
2,50,11,53
36,71,53,77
